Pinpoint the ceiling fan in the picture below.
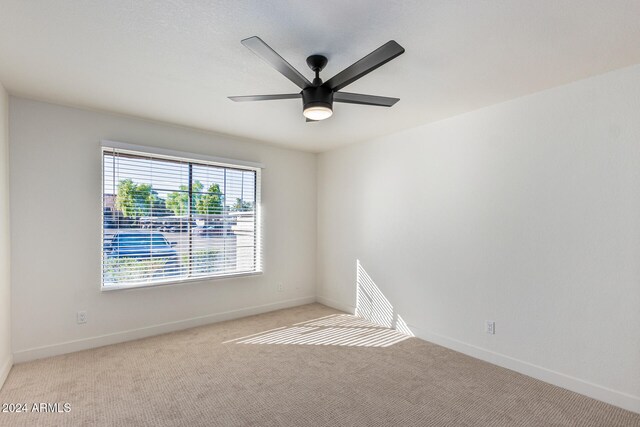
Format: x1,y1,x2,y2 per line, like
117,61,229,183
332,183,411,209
228,37,405,122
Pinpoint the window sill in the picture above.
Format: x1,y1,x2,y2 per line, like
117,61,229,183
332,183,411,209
101,271,263,292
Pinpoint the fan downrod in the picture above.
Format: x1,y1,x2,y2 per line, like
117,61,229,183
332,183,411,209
307,55,327,86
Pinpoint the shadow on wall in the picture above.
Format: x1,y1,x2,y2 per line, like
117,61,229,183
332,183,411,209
356,259,413,337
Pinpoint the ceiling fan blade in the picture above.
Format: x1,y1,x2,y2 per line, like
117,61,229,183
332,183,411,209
323,41,405,92
228,94,301,102
241,36,312,90
334,92,399,107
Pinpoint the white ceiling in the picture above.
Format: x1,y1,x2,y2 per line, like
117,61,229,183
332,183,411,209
1,1,639,152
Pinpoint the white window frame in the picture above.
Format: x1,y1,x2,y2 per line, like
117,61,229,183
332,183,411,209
100,140,263,291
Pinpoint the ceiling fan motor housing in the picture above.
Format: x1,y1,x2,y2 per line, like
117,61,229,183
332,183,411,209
302,85,333,112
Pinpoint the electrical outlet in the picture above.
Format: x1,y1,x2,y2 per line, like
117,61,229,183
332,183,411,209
276,283,285,292
485,320,495,335
77,311,87,324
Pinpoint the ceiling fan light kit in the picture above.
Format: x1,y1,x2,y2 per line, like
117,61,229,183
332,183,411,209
303,105,333,121
229,37,405,122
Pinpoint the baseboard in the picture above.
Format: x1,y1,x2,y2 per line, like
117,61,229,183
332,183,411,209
316,295,355,314
13,296,316,363
410,325,640,414
0,354,12,391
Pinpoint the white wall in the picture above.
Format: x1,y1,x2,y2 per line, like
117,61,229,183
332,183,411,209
9,98,316,361
318,65,640,412
0,83,11,388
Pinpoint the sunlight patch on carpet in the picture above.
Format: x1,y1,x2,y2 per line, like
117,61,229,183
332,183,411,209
224,314,411,347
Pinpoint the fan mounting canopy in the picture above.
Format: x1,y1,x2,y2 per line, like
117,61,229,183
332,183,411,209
306,55,328,73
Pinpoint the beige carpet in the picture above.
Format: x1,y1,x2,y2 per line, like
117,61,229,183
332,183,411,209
0,303,638,426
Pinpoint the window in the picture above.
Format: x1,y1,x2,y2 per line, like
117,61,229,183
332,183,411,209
101,143,261,290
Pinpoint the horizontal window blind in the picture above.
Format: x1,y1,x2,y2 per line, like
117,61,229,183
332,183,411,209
102,147,261,289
